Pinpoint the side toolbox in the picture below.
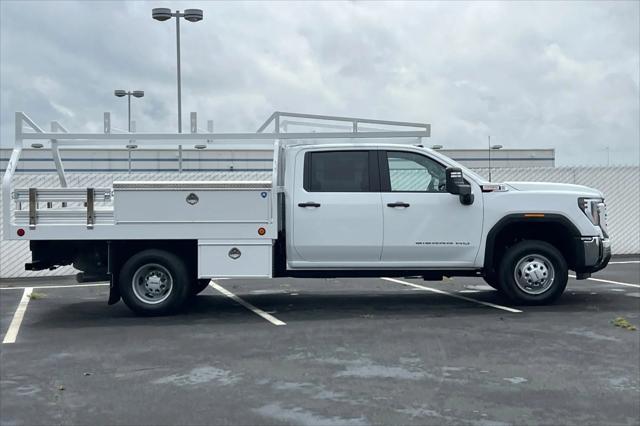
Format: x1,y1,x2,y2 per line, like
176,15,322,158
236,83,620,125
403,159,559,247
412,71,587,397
198,240,272,278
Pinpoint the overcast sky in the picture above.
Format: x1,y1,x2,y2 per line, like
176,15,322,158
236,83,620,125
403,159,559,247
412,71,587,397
1,0,638,166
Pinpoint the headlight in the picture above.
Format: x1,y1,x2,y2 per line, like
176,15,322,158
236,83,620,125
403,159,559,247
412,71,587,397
578,197,605,227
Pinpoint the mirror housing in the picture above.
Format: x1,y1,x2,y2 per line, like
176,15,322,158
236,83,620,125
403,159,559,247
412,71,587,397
445,167,474,205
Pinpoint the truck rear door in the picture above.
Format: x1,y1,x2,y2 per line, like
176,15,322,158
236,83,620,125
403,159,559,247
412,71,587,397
289,149,383,266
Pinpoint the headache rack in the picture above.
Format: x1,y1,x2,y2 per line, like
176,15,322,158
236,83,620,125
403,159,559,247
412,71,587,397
2,111,430,237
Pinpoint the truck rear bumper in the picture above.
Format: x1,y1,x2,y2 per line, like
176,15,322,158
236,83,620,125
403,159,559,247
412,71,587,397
574,236,611,278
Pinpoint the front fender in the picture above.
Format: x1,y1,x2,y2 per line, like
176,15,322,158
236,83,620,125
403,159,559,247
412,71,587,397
483,213,582,271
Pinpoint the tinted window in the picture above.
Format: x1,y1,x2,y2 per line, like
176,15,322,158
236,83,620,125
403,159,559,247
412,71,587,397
387,151,446,192
306,151,370,192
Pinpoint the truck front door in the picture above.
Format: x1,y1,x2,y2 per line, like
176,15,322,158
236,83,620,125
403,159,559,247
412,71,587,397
290,149,383,267
379,150,483,267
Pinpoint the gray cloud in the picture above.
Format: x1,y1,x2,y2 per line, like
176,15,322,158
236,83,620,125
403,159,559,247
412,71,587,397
1,0,638,165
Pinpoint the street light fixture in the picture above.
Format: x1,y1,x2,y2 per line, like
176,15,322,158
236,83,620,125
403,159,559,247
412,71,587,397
152,7,203,133
151,8,172,21
114,90,145,132
184,9,204,22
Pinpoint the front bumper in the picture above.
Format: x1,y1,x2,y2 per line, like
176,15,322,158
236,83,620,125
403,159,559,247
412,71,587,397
574,236,611,277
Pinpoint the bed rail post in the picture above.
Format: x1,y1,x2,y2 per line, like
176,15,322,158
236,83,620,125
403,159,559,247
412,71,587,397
51,121,68,190
190,112,197,133
104,112,111,134
207,120,214,144
2,113,26,239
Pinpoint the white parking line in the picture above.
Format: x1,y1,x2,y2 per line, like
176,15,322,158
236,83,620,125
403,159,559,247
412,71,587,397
3,287,33,344
608,261,640,264
569,275,640,289
0,283,109,291
208,280,286,326
381,277,522,313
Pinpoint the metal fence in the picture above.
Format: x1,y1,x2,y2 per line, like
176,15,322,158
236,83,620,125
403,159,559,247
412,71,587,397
1,166,638,278
480,166,639,255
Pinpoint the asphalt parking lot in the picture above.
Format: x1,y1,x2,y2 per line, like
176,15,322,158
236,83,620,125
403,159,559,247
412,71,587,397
1,257,639,426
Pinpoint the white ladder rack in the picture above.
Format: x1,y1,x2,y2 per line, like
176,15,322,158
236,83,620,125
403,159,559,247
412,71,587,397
3,110,430,237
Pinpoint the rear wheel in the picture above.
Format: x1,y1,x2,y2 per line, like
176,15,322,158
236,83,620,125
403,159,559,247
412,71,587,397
119,249,190,315
498,240,568,305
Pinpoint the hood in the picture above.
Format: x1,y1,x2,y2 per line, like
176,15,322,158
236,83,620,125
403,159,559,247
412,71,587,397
505,181,603,198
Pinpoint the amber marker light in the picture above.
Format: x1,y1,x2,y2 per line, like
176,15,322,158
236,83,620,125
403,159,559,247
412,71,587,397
258,227,266,236
524,213,545,218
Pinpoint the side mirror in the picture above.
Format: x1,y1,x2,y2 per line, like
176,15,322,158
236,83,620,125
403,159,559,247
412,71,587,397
445,167,474,205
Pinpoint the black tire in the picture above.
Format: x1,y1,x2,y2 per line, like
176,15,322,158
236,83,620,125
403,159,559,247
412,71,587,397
498,240,568,305
119,249,190,316
191,279,211,296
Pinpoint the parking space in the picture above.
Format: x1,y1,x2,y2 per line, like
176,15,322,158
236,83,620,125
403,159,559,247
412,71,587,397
1,259,638,425
0,289,23,342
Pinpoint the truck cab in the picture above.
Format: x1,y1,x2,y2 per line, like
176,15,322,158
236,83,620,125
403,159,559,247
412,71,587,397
280,143,610,300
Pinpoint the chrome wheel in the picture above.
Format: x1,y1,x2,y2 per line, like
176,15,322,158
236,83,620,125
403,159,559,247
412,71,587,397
513,254,555,295
131,263,173,304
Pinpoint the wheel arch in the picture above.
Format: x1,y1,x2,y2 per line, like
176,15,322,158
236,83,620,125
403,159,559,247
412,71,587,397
116,244,195,315
484,214,581,273
108,240,197,305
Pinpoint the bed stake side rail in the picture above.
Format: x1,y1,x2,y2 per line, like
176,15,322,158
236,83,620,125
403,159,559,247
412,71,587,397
16,187,112,230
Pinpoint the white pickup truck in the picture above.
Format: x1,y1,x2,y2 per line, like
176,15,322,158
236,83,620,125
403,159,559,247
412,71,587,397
3,112,611,315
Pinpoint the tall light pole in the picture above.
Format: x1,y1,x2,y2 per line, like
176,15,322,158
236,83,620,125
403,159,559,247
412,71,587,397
151,8,203,133
114,90,144,132
488,137,503,182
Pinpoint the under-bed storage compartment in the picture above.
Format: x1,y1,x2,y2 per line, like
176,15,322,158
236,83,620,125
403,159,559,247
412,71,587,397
198,240,272,278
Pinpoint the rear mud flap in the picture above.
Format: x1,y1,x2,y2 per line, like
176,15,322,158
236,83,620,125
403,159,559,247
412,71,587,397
107,274,120,305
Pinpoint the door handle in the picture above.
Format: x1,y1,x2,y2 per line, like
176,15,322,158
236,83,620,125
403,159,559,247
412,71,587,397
298,201,321,208
387,202,410,208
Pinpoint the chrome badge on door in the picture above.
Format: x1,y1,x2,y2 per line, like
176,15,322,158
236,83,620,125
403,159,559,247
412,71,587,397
186,193,199,205
228,247,241,260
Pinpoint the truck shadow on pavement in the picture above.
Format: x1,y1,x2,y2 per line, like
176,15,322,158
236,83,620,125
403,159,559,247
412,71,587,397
23,289,631,329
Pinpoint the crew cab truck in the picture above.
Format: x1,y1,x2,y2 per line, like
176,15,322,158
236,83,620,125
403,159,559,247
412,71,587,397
3,111,611,315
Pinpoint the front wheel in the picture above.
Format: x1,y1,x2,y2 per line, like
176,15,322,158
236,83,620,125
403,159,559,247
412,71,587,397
498,240,568,305
119,249,190,315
